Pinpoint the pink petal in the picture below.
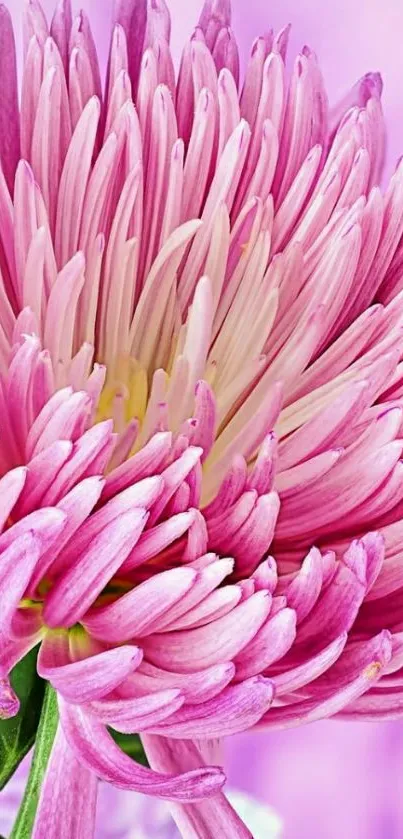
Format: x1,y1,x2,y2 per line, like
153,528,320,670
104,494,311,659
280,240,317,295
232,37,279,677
148,676,274,738
101,431,172,503
84,566,197,641
120,661,236,705
166,584,242,631
284,547,324,623
0,533,41,635
234,607,297,681
32,724,97,839
43,508,149,627
143,590,271,672
142,735,253,838
38,634,143,703
273,634,348,696
147,446,203,526
88,688,185,732
120,510,196,572
59,700,226,800
0,612,44,679
50,0,73,75
147,556,234,633
41,420,114,505
113,0,147,92
13,441,73,519
0,467,27,531
0,5,20,193
259,631,392,728
0,676,19,719
29,476,105,591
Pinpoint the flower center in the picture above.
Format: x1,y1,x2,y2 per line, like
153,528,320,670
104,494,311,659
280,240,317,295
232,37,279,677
96,356,149,434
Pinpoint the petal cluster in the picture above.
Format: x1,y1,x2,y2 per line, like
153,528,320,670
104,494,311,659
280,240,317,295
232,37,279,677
1,0,403,836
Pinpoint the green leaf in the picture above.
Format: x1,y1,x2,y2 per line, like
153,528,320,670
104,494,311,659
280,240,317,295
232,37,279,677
109,729,149,766
10,683,58,839
0,647,45,790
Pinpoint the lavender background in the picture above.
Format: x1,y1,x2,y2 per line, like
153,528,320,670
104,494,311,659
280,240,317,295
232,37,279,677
226,723,403,838
6,0,403,836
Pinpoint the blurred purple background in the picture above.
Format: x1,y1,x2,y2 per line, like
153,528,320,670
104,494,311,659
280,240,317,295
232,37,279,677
8,1,403,836
226,722,403,838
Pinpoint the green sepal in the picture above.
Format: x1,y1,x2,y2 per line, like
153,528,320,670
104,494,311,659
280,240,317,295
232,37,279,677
10,683,58,839
0,647,45,790
108,729,149,766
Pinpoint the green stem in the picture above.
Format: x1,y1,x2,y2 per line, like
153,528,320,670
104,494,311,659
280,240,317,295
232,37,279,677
10,683,58,839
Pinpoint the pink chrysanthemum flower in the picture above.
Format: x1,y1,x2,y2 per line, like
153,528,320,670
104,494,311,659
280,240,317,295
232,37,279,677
1,0,403,835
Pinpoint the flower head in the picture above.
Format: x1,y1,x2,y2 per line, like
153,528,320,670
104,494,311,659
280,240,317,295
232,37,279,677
1,0,403,835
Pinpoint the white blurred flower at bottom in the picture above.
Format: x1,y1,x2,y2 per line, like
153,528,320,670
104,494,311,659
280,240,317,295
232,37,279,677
96,786,283,839
227,790,283,839
0,755,283,839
